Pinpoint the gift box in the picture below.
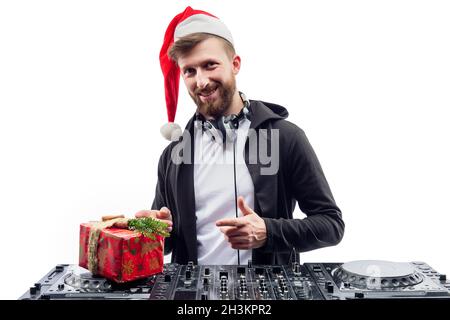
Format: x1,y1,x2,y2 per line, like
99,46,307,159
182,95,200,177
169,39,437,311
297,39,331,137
79,220,164,283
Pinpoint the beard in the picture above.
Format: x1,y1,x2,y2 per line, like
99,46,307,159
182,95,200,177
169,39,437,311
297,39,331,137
189,77,236,119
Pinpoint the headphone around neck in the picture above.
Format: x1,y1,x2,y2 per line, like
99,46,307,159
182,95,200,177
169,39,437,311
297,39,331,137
195,92,251,145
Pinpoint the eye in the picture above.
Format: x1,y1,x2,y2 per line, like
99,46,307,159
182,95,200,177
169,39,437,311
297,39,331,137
183,68,195,76
205,62,217,69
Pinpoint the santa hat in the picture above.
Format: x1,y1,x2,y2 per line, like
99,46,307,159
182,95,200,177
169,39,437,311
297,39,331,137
159,6,234,141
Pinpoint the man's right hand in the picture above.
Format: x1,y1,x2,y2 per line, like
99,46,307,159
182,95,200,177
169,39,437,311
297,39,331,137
135,207,173,232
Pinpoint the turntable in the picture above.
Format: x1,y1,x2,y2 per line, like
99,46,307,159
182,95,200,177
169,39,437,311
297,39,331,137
305,260,450,299
20,260,450,300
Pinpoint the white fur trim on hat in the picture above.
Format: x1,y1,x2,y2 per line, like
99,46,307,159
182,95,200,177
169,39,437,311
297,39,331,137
174,14,234,45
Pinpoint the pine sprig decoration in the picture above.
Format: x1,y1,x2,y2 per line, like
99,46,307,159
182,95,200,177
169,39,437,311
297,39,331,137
128,217,170,240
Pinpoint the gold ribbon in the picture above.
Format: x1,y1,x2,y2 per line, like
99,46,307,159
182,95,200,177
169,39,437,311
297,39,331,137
87,215,129,274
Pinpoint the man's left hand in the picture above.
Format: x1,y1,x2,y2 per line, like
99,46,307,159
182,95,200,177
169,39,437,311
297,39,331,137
216,196,267,250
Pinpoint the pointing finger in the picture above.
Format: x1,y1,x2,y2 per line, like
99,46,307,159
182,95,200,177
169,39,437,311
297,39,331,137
219,226,240,235
216,218,245,228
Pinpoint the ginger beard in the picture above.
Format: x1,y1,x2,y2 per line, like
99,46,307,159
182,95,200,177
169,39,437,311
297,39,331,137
189,76,236,119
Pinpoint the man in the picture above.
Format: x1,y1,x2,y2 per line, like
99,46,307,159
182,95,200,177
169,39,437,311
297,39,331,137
136,6,344,265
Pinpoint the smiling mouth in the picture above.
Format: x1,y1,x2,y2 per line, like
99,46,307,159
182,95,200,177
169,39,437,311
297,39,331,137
198,87,218,98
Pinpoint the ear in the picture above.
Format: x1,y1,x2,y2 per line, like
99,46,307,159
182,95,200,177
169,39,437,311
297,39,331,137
231,54,241,75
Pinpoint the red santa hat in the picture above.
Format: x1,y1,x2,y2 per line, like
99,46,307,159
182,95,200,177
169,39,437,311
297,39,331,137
159,6,234,141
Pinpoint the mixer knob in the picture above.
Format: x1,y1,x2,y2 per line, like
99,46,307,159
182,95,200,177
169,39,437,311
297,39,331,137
237,267,246,275
29,284,42,295
55,265,65,272
201,293,208,300
164,274,171,282
204,267,210,276
294,263,301,274
58,283,65,291
439,274,447,281
312,265,321,272
355,292,365,299
326,281,334,293
203,278,209,286
185,270,192,280
344,282,351,288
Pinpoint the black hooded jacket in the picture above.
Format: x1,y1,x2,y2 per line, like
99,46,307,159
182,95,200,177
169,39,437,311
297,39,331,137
152,100,345,265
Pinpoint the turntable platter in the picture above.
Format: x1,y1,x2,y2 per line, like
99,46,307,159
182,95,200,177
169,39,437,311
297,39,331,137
332,260,424,289
341,260,415,278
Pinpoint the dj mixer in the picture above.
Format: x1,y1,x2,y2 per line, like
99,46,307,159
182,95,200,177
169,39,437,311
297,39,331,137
20,260,450,300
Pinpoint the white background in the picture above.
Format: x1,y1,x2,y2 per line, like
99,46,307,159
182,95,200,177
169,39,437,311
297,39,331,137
0,0,449,299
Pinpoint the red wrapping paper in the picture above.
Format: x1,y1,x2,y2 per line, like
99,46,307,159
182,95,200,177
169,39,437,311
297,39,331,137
79,222,164,283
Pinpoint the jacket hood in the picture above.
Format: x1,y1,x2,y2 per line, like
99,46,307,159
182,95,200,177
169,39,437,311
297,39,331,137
248,100,289,129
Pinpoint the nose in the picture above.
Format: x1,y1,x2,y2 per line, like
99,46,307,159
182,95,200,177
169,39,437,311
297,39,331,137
195,70,209,89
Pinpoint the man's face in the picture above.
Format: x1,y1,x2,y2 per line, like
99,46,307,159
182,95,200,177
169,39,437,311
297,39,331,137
177,37,240,119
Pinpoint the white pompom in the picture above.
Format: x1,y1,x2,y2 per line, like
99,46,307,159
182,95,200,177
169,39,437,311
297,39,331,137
160,122,182,141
